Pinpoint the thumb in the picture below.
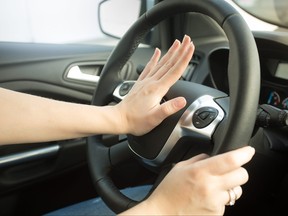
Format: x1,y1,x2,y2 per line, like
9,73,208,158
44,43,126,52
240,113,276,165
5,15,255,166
158,97,186,120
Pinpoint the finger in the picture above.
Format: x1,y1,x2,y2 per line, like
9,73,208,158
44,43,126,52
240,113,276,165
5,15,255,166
198,146,255,175
233,185,243,201
224,186,242,206
220,167,249,190
153,35,193,81
178,153,210,167
146,39,181,77
138,48,161,81
153,96,187,122
159,41,194,88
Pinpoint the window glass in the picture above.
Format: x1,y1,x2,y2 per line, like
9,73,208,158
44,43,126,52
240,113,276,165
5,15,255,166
0,0,116,44
0,0,280,45
226,0,278,31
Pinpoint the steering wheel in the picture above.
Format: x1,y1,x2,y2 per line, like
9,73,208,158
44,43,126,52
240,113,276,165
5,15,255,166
88,0,260,213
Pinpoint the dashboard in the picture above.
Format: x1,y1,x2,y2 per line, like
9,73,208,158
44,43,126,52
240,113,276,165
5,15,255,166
261,83,288,110
256,32,288,111
260,60,288,110
206,31,288,112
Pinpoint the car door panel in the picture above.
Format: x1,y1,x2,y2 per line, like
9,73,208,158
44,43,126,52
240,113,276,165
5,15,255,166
0,42,113,215
0,41,156,215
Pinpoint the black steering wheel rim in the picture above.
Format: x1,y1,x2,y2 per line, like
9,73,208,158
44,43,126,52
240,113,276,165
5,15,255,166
88,0,260,213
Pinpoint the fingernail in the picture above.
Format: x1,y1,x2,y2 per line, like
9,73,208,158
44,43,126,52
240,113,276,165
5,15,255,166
248,146,255,154
190,41,194,49
173,39,180,46
182,34,190,43
244,146,255,156
154,47,161,54
174,97,186,108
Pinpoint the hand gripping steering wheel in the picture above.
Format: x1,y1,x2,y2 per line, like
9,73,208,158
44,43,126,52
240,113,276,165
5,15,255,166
88,0,260,213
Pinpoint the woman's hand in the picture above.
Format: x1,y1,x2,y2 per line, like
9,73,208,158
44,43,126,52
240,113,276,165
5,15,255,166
0,35,194,144
115,35,194,135
122,146,255,216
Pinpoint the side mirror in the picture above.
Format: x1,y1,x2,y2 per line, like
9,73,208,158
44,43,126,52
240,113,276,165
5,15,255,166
98,0,142,38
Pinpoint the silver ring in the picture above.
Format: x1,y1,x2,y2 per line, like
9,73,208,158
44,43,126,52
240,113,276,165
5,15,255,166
227,188,237,206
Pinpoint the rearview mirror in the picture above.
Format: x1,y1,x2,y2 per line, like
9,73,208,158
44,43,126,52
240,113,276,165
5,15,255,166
98,0,142,38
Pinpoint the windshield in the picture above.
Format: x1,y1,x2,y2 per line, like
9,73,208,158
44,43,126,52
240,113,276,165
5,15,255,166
0,0,284,45
226,0,278,31
0,0,110,44
231,0,288,29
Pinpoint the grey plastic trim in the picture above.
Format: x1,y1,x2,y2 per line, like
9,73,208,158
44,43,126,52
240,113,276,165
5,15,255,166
113,81,136,101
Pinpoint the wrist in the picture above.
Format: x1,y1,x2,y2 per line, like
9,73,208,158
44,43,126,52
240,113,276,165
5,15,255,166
111,103,129,134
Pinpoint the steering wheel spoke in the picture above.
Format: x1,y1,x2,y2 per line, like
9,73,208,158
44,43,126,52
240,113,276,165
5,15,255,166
113,81,136,102
131,94,226,167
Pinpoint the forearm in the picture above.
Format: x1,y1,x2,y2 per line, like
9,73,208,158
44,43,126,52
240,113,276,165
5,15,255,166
0,88,123,145
0,36,194,145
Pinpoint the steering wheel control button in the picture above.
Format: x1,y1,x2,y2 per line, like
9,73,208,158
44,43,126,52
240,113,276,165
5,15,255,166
119,82,134,96
192,107,219,129
199,111,210,120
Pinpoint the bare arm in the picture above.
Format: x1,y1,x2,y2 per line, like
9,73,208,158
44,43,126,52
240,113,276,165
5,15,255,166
0,35,194,145
0,88,122,144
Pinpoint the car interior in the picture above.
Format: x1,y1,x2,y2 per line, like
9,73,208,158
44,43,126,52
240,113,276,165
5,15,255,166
1,0,288,215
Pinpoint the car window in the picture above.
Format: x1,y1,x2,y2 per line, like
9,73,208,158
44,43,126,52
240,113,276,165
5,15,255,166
0,0,281,46
0,0,142,45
